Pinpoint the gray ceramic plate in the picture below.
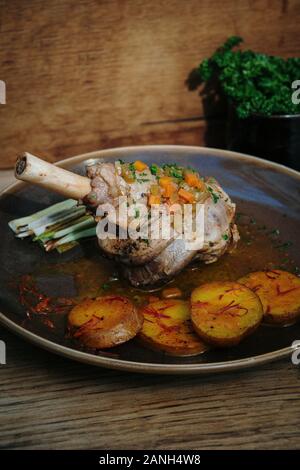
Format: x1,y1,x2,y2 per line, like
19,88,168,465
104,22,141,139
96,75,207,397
0,145,300,374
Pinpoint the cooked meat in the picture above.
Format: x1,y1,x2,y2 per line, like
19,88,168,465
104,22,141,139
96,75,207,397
84,160,239,288
96,198,175,265
122,179,239,287
98,236,174,266
122,237,195,287
84,162,128,207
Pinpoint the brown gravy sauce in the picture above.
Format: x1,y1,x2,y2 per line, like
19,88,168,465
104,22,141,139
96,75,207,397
18,215,298,343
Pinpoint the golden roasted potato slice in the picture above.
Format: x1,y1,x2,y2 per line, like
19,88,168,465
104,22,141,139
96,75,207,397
68,295,143,349
238,270,300,325
139,299,207,356
191,281,263,347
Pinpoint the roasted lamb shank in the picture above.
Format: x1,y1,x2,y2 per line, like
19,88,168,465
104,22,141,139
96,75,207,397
15,152,239,288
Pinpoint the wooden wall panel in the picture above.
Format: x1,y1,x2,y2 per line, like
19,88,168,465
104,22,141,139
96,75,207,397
0,0,299,168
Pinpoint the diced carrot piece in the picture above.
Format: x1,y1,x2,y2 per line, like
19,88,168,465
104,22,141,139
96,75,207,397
162,287,183,299
169,192,179,204
184,172,198,186
184,172,205,190
150,184,160,196
196,179,206,191
159,176,173,188
164,183,177,198
122,167,135,183
159,176,177,198
148,194,161,205
134,160,148,172
178,188,195,203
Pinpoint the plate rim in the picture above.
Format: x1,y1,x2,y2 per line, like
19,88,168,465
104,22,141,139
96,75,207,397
1,144,299,374
0,312,296,374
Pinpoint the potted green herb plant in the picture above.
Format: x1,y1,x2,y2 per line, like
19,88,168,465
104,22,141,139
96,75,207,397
190,37,300,170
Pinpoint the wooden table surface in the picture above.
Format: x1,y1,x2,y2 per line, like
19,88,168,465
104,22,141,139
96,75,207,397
0,173,299,450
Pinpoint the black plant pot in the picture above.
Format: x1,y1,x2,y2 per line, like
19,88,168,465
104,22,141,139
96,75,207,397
227,107,300,171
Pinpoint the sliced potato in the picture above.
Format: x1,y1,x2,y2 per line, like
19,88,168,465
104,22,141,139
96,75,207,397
68,295,143,349
238,270,300,325
191,281,263,347
139,299,207,356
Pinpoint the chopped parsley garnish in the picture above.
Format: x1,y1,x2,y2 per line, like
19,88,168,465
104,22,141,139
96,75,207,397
207,186,220,204
101,283,110,291
129,162,136,179
150,164,159,175
191,36,300,118
134,209,140,218
222,234,229,241
162,163,183,179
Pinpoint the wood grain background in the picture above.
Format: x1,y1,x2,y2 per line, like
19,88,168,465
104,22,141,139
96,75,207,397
0,0,300,168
